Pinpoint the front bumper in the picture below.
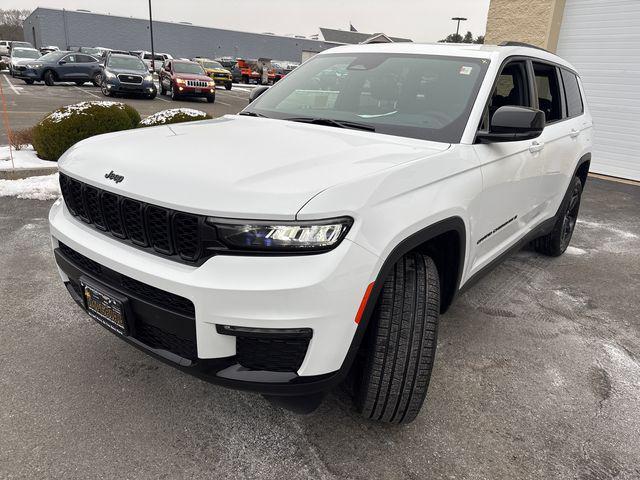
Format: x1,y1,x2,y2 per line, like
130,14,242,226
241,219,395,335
174,83,215,97
13,66,41,79
104,77,157,95
49,198,378,395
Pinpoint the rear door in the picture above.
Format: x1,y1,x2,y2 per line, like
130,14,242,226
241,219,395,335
75,54,99,80
469,59,544,275
532,61,582,218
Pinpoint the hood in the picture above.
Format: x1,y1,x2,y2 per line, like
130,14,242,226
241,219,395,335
110,67,150,76
205,68,230,75
59,115,449,220
174,72,211,82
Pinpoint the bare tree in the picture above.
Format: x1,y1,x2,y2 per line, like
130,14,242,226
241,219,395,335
0,9,31,41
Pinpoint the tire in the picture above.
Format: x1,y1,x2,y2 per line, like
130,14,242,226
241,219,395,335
43,70,55,86
24,79,34,85
171,86,179,101
206,95,215,103
147,91,156,100
100,82,112,97
160,82,166,95
532,176,583,257
92,73,102,87
225,82,232,90
356,252,440,424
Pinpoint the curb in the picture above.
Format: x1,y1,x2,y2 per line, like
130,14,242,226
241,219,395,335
0,167,58,180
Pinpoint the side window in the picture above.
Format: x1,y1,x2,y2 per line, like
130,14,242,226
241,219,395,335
76,54,92,63
64,54,76,63
481,61,530,130
532,62,563,123
560,69,584,118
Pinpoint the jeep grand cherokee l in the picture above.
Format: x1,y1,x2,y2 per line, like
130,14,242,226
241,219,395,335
49,43,592,424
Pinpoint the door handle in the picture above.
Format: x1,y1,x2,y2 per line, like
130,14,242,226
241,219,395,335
528,141,545,153
570,129,580,138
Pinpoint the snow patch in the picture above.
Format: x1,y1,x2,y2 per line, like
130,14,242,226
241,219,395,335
577,219,638,240
0,145,55,170
140,108,208,126
566,246,587,255
0,173,60,200
45,101,127,124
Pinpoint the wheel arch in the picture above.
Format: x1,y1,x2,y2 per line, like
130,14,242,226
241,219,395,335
575,152,591,187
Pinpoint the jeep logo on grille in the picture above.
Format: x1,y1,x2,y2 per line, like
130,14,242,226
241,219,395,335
105,171,124,184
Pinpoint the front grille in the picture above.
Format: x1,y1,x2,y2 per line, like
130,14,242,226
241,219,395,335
59,242,195,318
118,74,143,84
236,336,311,372
135,322,198,360
59,173,213,265
186,80,208,87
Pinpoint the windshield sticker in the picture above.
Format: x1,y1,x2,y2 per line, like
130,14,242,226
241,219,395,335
459,65,473,76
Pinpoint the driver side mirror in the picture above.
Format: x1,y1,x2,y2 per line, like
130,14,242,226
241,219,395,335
249,85,269,103
58,60,67,65
476,106,545,143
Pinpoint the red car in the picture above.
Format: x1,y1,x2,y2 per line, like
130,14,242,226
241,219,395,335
159,59,216,103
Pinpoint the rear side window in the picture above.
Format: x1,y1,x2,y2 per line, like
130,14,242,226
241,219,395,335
532,62,563,123
561,69,584,118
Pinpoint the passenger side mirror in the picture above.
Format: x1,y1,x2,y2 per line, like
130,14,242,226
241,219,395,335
249,85,269,103
476,106,545,143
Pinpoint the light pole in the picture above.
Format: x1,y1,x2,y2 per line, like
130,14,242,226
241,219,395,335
451,17,467,42
148,0,155,72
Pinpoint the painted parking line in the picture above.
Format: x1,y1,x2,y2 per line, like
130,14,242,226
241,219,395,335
74,86,100,99
216,101,231,106
3,74,21,95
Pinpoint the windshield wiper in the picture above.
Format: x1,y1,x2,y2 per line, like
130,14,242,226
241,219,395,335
284,117,376,132
239,111,267,118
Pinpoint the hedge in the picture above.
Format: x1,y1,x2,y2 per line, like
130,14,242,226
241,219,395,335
31,101,141,161
139,108,211,127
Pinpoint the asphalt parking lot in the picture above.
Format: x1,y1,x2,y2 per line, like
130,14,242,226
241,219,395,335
0,71,251,143
1,176,639,479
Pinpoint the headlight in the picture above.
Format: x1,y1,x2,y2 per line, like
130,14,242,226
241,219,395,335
26,64,41,69
175,78,186,84
205,217,353,253
207,81,216,87
144,74,153,81
104,70,116,79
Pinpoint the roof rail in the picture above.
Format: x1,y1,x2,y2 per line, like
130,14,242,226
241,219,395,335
498,41,550,53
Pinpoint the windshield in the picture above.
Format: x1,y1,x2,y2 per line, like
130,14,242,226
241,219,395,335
108,56,147,71
12,48,40,59
144,53,165,61
246,53,489,143
203,61,223,69
39,51,66,62
173,62,206,75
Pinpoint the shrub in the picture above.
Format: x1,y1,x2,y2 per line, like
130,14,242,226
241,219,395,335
32,101,140,161
9,128,34,151
139,108,211,127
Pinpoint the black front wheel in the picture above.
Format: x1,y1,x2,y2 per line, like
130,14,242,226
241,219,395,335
100,82,112,97
43,70,55,86
532,176,583,256
206,95,215,103
93,73,102,87
24,79,35,85
356,252,440,424
225,82,232,90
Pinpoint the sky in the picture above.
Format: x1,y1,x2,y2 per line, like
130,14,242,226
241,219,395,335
7,0,490,42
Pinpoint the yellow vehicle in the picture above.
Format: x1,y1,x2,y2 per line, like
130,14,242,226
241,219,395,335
193,58,232,90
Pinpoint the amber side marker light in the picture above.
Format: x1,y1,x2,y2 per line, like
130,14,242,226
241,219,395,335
355,282,375,324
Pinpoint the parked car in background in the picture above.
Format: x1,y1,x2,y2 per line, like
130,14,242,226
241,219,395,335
138,51,173,73
40,45,60,54
8,41,34,54
13,50,101,86
217,57,243,83
159,59,215,102
8,47,40,76
0,40,10,56
100,53,156,99
192,57,232,90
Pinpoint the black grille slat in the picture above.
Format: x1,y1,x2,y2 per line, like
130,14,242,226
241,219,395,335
84,186,107,230
102,192,126,238
59,243,103,276
174,214,201,261
135,322,198,360
122,199,147,246
59,173,208,265
146,206,173,255
120,276,195,317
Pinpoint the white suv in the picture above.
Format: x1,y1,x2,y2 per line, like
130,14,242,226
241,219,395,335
49,43,592,423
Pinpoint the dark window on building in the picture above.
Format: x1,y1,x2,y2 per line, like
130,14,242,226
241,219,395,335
561,69,584,118
532,62,563,123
